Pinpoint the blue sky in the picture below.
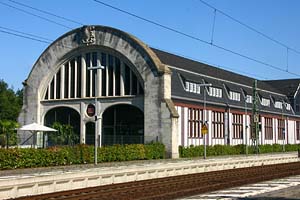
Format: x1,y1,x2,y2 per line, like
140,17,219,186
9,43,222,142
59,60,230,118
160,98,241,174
1,0,300,90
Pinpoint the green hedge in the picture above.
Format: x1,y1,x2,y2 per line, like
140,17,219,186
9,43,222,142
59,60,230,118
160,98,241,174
0,143,165,170
179,144,300,158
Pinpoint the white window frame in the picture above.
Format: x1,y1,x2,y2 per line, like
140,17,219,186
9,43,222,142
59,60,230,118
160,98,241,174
229,91,241,101
261,98,270,107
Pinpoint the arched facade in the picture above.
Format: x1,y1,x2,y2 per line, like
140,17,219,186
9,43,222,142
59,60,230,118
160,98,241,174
18,26,179,158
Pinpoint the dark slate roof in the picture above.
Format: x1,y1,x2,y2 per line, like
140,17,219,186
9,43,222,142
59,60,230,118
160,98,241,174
151,48,295,115
263,79,300,97
151,48,284,95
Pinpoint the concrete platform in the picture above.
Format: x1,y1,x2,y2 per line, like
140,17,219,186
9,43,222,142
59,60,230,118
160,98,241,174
0,152,299,200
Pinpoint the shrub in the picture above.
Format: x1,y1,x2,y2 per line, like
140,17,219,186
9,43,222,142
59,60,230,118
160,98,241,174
0,143,165,170
179,144,299,158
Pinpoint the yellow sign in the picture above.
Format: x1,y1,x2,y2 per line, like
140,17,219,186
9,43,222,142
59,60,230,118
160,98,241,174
201,124,208,135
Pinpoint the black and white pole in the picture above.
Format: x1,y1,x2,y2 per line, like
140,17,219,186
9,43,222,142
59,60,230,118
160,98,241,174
87,64,105,165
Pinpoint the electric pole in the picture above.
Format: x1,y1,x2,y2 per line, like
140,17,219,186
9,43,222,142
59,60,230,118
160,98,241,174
252,80,259,154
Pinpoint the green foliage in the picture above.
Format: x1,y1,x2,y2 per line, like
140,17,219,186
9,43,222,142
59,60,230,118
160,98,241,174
0,80,23,121
145,142,165,159
48,122,79,146
179,144,300,158
0,143,165,170
0,120,19,148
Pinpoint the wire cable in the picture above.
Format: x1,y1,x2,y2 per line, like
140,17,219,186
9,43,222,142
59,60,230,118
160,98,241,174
0,1,72,30
0,26,75,49
92,0,300,77
198,0,300,55
7,0,84,26
0,26,53,42
0,29,50,44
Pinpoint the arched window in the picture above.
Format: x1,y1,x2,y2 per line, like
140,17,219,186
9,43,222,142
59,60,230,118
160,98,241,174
44,51,144,100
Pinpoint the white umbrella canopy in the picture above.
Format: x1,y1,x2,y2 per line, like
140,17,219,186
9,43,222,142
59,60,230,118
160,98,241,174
19,123,57,132
18,123,57,148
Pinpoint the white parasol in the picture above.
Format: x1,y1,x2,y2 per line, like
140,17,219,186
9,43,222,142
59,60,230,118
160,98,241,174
19,123,57,132
18,123,57,148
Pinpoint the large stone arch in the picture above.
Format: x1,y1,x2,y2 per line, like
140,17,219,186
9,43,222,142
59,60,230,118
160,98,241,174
19,25,179,158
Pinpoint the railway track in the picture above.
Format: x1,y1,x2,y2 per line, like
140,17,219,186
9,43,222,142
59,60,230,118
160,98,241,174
14,161,300,200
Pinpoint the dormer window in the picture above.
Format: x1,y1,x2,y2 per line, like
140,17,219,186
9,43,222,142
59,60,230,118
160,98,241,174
209,87,222,98
246,95,252,103
185,81,200,94
229,91,240,101
286,103,291,111
274,101,283,109
261,98,270,107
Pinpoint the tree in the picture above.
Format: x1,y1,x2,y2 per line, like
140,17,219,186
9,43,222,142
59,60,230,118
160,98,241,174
0,120,19,148
0,79,23,121
48,122,79,146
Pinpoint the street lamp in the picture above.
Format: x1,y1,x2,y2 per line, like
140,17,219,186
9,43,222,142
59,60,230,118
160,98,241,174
87,64,105,165
198,83,212,159
281,101,286,152
245,96,249,155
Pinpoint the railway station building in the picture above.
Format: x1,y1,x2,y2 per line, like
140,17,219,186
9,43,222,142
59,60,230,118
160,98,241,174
18,26,300,158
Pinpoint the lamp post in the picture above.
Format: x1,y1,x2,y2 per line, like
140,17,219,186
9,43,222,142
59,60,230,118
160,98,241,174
245,96,249,155
281,101,286,152
198,83,212,159
87,64,105,165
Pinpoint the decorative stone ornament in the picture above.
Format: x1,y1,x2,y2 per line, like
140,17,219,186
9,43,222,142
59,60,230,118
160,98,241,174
79,26,95,45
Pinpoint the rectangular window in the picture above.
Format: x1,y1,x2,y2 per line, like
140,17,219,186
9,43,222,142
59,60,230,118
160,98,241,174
64,63,69,98
196,85,200,94
185,81,200,94
185,81,189,91
188,108,203,138
296,121,300,140
286,103,291,111
212,111,224,138
229,91,241,101
232,113,243,139
209,87,222,98
261,98,270,107
56,69,61,99
264,117,273,140
115,57,121,96
274,101,282,109
70,59,75,98
278,119,285,140
246,95,252,103
101,53,107,96
76,56,81,98
108,55,114,96
124,64,130,95
85,53,91,97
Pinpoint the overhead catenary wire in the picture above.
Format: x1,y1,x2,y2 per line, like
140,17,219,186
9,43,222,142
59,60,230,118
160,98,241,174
92,0,300,77
198,0,300,56
0,26,53,42
0,29,51,44
0,1,72,30
210,9,216,45
0,0,299,78
0,26,76,49
7,0,84,26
